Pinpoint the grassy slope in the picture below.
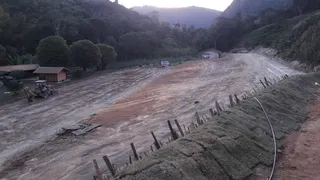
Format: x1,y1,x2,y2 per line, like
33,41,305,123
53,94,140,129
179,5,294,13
239,11,320,66
116,73,320,180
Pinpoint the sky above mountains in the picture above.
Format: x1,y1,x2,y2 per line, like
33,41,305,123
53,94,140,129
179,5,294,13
114,0,233,11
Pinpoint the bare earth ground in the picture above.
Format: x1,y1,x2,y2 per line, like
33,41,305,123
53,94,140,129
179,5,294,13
250,92,320,180
0,53,301,180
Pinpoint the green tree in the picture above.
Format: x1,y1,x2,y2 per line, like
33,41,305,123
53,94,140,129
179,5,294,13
0,44,6,65
97,44,117,69
70,40,101,71
7,54,36,65
36,36,70,66
1,78,24,94
119,31,159,59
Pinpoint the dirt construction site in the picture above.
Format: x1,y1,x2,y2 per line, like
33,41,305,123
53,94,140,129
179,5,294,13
0,51,313,180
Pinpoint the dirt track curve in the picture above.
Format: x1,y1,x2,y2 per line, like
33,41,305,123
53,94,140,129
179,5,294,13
0,53,301,180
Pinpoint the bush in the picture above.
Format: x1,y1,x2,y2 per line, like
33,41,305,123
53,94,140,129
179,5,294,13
70,40,101,71
7,54,36,65
36,36,70,67
97,44,117,69
1,78,24,94
71,69,84,79
10,70,25,80
0,45,7,66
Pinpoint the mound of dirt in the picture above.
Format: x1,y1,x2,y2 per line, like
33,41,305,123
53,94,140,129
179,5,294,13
115,73,320,180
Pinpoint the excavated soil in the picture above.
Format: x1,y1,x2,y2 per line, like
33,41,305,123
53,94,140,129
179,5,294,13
0,53,303,180
116,73,320,180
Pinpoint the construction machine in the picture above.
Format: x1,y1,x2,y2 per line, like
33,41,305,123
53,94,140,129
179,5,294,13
24,80,56,102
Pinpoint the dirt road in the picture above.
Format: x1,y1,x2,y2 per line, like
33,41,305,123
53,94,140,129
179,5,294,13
0,53,301,180
249,92,320,180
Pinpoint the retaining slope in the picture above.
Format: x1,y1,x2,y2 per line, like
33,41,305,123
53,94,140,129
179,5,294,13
116,73,320,180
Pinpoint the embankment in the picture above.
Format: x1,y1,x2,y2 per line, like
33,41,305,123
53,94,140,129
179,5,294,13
115,73,320,180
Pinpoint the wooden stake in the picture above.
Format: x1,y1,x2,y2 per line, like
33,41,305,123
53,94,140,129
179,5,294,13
260,79,266,88
93,159,103,180
209,108,215,117
253,87,257,93
130,143,139,161
264,77,270,86
191,122,196,129
174,119,185,137
103,155,116,177
234,94,240,104
167,120,179,140
229,95,235,107
159,141,163,147
183,124,187,134
195,112,202,125
129,156,132,164
215,101,222,115
150,145,154,152
151,132,161,150
245,91,251,97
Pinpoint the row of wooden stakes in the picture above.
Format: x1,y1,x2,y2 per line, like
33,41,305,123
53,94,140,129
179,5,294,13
92,75,289,180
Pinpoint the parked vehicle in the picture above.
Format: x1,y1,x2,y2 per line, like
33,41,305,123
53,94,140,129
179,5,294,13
201,52,211,59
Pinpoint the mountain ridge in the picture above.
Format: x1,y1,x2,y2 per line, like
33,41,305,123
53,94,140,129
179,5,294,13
132,5,221,28
222,0,293,18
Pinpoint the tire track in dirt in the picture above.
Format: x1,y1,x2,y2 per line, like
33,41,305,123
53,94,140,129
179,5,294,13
0,53,302,180
0,68,165,173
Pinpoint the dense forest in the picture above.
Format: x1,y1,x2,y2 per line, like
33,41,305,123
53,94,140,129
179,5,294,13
222,0,293,18
0,0,211,67
198,0,320,52
1,0,320,69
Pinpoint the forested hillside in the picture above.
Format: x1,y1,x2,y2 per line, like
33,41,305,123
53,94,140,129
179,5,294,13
197,0,320,54
132,6,221,28
238,10,320,66
223,0,293,18
0,0,209,67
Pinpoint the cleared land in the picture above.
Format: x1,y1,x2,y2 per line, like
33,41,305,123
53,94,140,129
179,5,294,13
0,53,301,180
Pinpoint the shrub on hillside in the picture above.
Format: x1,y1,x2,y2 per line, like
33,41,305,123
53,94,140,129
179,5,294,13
71,69,84,79
97,44,117,69
7,54,36,65
0,45,6,66
36,36,70,67
1,78,24,94
70,40,101,71
10,70,25,80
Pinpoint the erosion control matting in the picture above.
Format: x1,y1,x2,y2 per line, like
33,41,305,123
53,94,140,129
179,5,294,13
115,73,320,180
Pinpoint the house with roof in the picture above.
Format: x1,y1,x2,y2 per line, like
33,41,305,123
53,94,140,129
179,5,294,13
33,67,69,82
0,64,39,76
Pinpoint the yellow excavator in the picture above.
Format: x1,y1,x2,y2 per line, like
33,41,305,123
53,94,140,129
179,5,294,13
24,80,56,102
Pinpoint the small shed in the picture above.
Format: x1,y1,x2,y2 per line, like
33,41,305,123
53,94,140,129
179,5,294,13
33,67,69,82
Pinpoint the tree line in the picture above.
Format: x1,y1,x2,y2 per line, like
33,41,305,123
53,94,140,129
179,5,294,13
0,0,211,67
